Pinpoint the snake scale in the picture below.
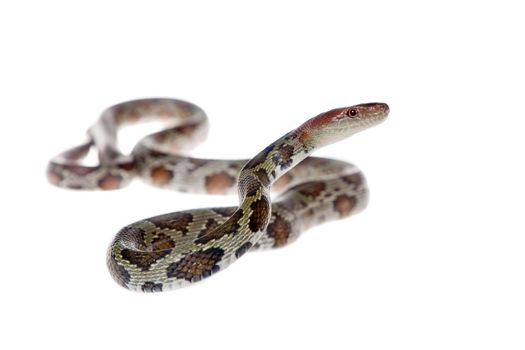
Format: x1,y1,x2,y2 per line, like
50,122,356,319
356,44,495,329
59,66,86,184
47,98,389,292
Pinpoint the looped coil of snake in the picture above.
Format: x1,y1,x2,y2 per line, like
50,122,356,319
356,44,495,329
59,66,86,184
47,98,389,292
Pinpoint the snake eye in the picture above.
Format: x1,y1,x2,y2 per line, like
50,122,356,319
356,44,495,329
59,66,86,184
347,109,358,117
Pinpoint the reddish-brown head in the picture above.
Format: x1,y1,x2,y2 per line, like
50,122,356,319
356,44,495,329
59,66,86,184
298,102,389,146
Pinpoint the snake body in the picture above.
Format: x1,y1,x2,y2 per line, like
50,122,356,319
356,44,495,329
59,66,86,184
47,99,389,292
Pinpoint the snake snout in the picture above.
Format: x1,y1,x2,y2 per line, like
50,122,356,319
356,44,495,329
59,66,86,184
379,103,389,115
360,102,389,116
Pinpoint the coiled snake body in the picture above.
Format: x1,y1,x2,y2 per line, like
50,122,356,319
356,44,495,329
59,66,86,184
47,99,389,292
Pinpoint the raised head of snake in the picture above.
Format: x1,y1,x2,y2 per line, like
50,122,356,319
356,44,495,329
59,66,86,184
297,102,390,148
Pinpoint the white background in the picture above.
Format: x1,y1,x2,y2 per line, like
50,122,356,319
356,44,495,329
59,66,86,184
1,1,524,349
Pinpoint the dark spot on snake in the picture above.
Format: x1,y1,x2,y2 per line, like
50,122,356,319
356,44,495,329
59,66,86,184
151,233,176,250
120,248,172,271
267,214,292,247
297,181,326,198
248,196,270,232
117,160,136,171
150,165,174,186
342,173,364,187
98,173,123,190
141,282,163,293
235,242,253,258
201,219,221,236
272,144,295,170
166,247,224,282
333,194,357,218
205,171,236,194
228,161,243,170
195,209,244,244
107,252,131,287
148,212,193,235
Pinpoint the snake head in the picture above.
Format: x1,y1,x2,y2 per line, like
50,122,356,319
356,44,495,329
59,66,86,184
299,102,389,146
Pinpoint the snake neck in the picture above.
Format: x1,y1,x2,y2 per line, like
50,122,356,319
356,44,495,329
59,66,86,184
239,130,314,198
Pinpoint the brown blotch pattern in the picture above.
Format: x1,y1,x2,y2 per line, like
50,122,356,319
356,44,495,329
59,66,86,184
334,194,357,217
98,174,123,190
166,247,224,282
120,248,172,271
272,144,295,170
151,233,176,250
298,181,327,198
148,212,193,235
150,165,174,186
196,210,243,244
201,219,221,236
249,196,270,232
205,172,236,194
117,161,136,171
267,215,292,247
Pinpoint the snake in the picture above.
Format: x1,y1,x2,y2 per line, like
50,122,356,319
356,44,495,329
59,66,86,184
47,98,389,292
